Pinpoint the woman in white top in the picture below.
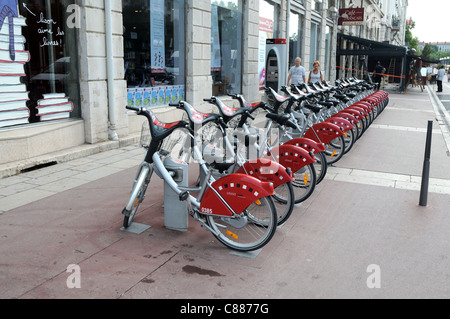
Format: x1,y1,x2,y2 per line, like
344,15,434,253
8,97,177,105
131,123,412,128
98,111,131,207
308,60,324,84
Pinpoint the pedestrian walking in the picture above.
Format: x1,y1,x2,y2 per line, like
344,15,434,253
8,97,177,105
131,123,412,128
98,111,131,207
437,65,446,93
308,60,324,84
373,61,384,90
287,57,306,86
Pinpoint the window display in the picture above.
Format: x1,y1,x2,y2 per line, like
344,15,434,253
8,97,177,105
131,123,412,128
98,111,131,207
0,0,80,128
123,0,185,108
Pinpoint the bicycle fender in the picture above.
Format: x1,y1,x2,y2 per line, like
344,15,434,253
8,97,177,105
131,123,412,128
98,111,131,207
304,122,345,145
332,112,358,124
338,109,363,121
266,144,316,173
324,117,354,132
200,174,274,217
358,100,376,109
284,137,325,154
347,105,368,117
236,159,294,188
352,102,372,112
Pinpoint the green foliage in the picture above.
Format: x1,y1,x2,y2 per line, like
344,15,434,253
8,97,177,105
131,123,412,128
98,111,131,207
405,19,418,51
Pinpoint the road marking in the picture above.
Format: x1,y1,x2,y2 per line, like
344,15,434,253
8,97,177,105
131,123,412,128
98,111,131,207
325,167,450,195
370,124,441,134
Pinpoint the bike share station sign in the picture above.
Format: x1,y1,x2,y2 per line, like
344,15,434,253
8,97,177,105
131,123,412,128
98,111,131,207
265,39,288,94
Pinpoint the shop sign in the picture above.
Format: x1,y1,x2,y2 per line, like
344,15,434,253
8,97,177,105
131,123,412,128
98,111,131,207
338,8,365,26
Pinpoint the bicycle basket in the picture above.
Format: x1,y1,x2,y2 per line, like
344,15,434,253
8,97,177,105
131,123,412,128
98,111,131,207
160,128,188,156
140,121,151,148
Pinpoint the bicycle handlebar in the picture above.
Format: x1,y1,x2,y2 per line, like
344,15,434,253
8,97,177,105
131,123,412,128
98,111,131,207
203,97,216,103
126,105,141,112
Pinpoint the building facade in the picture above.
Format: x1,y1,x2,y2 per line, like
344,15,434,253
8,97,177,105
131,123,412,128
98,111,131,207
0,0,407,173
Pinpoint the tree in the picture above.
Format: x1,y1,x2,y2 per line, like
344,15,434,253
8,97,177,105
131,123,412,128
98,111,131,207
421,44,437,59
405,19,418,51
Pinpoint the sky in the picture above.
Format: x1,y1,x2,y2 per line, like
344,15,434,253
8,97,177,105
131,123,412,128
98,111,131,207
406,0,450,43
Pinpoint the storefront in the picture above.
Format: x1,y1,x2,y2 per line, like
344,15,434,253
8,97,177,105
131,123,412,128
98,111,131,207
122,0,185,109
1,0,340,174
0,0,80,127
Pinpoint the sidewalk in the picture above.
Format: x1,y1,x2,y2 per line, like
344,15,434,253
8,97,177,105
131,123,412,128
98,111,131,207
1,86,449,299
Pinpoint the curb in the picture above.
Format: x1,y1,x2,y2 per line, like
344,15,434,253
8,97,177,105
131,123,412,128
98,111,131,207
426,84,450,156
0,134,141,179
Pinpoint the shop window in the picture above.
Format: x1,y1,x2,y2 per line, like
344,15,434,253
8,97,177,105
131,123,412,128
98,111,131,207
310,22,319,69
258,0,279,90
123,0,185,108
0,0,80,128
324,25,332,79
211,0,243,96
289,11,302,68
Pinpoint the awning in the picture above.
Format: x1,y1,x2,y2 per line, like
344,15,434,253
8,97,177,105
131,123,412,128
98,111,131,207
406,54,439,64
337,33,407,57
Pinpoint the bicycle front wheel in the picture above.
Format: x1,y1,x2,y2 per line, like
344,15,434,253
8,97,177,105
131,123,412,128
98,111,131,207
122,165,152,228
206,196,278,252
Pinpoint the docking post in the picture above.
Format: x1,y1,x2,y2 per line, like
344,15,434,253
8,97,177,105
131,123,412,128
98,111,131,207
419,120,433,207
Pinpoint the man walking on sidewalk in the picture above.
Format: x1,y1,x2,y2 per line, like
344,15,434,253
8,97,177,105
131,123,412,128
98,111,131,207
437,65,446,93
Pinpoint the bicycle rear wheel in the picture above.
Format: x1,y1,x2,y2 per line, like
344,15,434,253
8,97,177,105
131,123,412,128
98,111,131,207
343,128,355,154
206,196,277,251
324,135,345,165
292,163,316,204
314,151,328,184
272,182,295,226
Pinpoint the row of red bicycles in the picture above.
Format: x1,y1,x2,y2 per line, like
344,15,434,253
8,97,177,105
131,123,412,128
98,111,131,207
122,78,389,252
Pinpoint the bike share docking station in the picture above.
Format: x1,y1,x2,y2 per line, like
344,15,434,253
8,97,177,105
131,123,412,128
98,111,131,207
161,157,189,232
265,38,288,94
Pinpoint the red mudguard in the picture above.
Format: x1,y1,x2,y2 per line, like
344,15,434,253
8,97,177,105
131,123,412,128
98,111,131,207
324,117,354,132
236,159,294,188
338,109,363,121
354,101,373,111
347,105,368,117
265,144,316,174
304,122,345,145
283,137,325,154
200,174,274,217
332,112,358,124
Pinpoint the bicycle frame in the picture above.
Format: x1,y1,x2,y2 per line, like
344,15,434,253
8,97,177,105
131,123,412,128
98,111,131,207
125,106,275,221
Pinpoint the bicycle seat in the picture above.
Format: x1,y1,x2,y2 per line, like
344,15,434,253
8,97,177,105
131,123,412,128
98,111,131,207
266,113,293,127
303,103,323,114
326,98,340,106
318,101,334,108
180,101,221,126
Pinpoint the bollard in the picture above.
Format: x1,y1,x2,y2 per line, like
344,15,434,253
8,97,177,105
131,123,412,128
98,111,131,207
419,120,433,207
